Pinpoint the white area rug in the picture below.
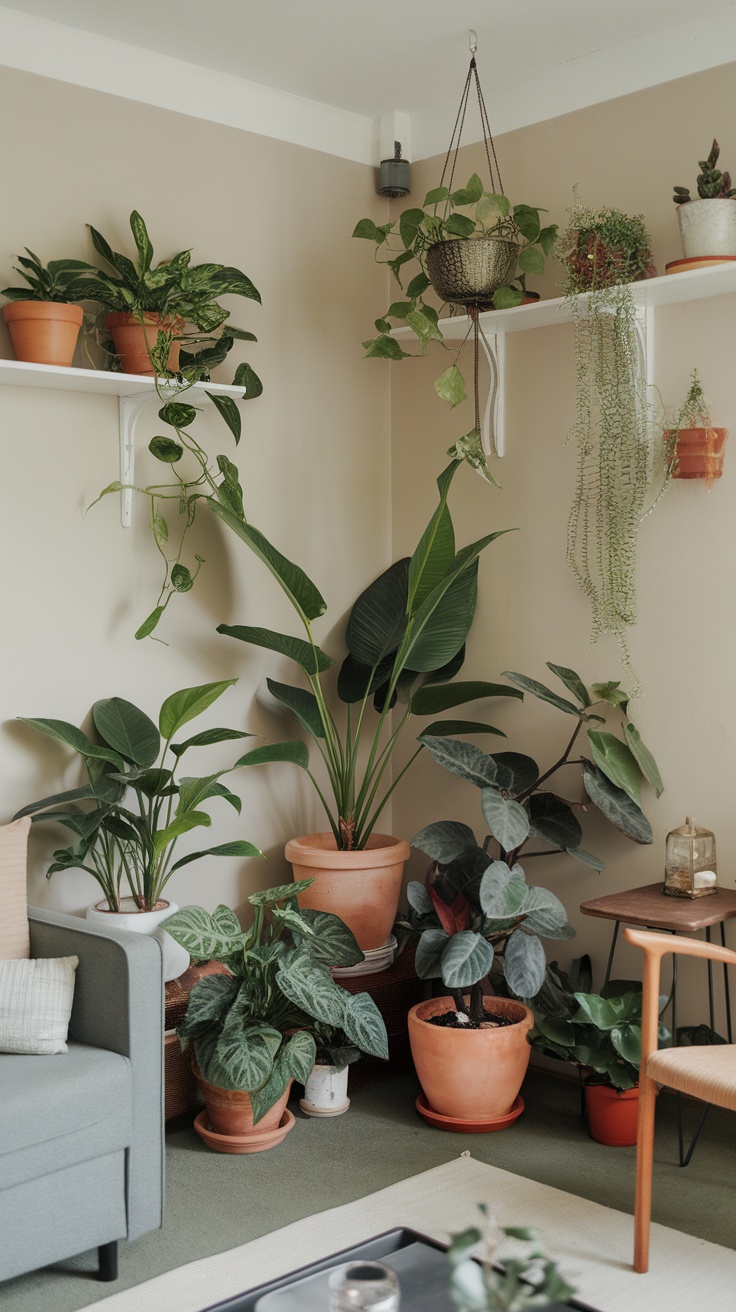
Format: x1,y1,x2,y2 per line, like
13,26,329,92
88,1154,736,1312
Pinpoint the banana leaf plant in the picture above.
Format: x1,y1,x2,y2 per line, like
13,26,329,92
164,890,388,1122
529,956,670,1090
214,458,519,850
15,680,303,912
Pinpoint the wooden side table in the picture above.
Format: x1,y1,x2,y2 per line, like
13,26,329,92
580,882,736,1163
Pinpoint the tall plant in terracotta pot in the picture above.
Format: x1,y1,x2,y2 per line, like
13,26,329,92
215,459,519,957
1,249,91,367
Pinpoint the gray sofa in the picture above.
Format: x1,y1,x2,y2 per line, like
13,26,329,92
0,907,164,1284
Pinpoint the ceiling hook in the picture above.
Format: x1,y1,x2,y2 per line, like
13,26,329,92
469,29,478,55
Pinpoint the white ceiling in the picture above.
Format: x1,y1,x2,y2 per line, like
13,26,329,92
2,0,736,161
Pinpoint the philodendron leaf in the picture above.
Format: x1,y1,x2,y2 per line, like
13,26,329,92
159,680,237,741
504,929,546,998
213,1023,279,1092
546,663,590,707
206,392,241,444
611,1023,642,1067
165,905,245,962
345,558,408,668
211,904,242,937
501,671,582,717
176,972,239,1041
343,992,389,1060
208,504,327,624
170,727,254,758
149,436,183,463
92,698,161,767
587,731,642,805
583,765,653,844
415,927,450,979
440,931,495,990
591,680,628,708
490,752,539,798
276,952,348,1029
287,908,364,967
281,1030,317,1084
625,724,664,796
410,820,477,864
480,788,530,851
419,736,499,788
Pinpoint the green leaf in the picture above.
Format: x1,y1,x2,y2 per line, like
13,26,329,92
399,207,425,248
434,364,467,409
352,217,392,242
165,905,245,963
450,174,484,206
625,724,664,796
489,752,539,797
216,454,244,520
411,680,521,716
18,717,126,771
403,532,511,672
346,558,409,668
512,205,541,242
276,953,348,1029
207,504,327,623
407,271,431,297
440,931,494,989
212,1021,279,1092
405,309,443,344
415,927,450,979
480,789,530,851
153,810,210,854
611,1023,642,1067
521,886,575,939
135,607,164,640
591,680,628,707
406,881,434,915
232,363,263,398
407,465,458,612
583,766,653,844
421,720,506,738
363,335,407,361
168,841,261,874
587,731,642,805
538,224,558,255
248,880,313,906
343,992,389,1060
177,973,239,1040
501,671,582,717
419,736,499,788
149,435,183,463
477,193,510,224
528,793,582,850
128,210,153,271
170,727,254,758
443,214,475,238
92,698,160,767
216,624,333,675
492,285,523,309
266,679,325,739
546,663,590,707
233,741,310,770
480,864,529,924
206,392,241,444
159,401,197,429
505,929,546,997
171,563,193,593
423,186,450,206
290,908,363,967
518,246,544,275
565,846,604,872
410,820,477,863
159,679,236,741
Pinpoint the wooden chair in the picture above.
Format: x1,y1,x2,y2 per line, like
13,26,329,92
624,926,736,1273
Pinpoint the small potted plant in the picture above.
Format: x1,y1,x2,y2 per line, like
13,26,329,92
1,248,91,366
663,368,727,482
530,956,670,1146
15,679,297,980
164,893,388,1152
673,139,736,260
448,1206,576,1311
299,1015,381,1117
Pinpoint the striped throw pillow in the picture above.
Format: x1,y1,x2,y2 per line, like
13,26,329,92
0,955,79,1054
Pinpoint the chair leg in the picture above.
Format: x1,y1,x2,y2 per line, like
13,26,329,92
634,1076,657,1273
98,1240,118,1282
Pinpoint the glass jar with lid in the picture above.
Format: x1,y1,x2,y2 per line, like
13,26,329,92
664,817,717,898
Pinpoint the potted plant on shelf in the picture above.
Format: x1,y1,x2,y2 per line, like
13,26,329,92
70,210,262,378
530,956,670,1146
353,173,557,479
215,458,519,957
448,1207,576,1311
15,679,299,980
164,892,388,1152
673,138,736,261
1,248,92,367
664,368,728,483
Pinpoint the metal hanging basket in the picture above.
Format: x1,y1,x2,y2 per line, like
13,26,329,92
426,235,519,309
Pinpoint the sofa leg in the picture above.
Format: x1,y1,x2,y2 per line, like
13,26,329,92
98,1241,119,1282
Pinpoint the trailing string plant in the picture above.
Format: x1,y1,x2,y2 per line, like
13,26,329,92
353,50,557,482
448,1205,576,1312
559,198,667,688
401,662,662,1003
84,212,263,640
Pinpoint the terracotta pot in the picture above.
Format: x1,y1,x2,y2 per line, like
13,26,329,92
193,1062,293,1138
664,427,728,480
408,995,533,1120
286,832,410,953
105,311,183,375
3,300,83,367
86,896,190,983
585,1082,639,1146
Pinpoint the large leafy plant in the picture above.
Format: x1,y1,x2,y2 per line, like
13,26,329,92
530,955,669,1090
15,680,302,911
1,249,94,303
216,458,519,849
449,1206,576,1312
165,891,388,1122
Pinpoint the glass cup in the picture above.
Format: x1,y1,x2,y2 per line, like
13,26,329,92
328,1260,400,1311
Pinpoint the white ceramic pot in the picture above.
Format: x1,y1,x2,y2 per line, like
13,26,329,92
85,897,189,982
677,198,736,257
299,1063,350,1117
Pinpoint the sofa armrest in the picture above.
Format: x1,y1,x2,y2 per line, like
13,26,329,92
27,907,164,1239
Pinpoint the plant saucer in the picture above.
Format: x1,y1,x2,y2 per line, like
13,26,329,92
193,1108,296,1154
415,1091,524,1133
299,1096,351,1117
331,934,397,978
665,255,736,274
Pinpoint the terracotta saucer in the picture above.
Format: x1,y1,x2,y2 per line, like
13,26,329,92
665,255,736,274
193,1107,296,1154
415,1091,524,1133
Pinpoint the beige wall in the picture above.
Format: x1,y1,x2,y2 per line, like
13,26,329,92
0,66,391,921
390,64,736,1021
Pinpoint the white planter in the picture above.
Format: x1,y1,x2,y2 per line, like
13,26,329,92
299,1063,350,1117
677,198,736,257
86,897,189,983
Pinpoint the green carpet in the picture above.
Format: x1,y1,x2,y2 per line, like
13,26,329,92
2,1070,734,1312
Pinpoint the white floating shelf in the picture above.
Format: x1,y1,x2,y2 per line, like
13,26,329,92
0,358,245,526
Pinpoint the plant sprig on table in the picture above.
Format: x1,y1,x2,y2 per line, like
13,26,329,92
448,1205,576,1311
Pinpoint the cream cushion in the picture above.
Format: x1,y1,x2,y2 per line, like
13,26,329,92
0,816,31,959
0,955,79,1054
648,1045,736,1113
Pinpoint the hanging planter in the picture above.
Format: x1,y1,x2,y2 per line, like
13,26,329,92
425,235,519,309
663,369,727,484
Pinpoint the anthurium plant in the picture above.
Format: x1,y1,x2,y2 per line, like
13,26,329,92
1,249,94,303
15,680,303,912
164,890,388,1121
529,955,670,1090
448,1205,576,1312
215,458,519,850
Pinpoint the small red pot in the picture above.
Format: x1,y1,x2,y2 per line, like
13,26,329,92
664,427,728,480
105,311,183,376
585,1082,639,1146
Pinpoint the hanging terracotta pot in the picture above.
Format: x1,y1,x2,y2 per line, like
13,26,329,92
664,426,728,480
585,1082,639,1146
426,236,519,309
286,832,409,955
105,311,183,375
3,301,83,367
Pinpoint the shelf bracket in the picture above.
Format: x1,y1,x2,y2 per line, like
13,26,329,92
118,391,153,528
477,326,506,465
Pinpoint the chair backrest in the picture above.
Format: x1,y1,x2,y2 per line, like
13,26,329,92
624,927,736,1067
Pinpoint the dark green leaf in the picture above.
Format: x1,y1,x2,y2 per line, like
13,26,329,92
625,724,663,797
266,679,325,739
528,793,582,850
337,653,394,704
504,929,546,997
233,741,309,770
159,680,236,741
411,680,521,716
565,846,604,872
171,564,193,592
216,624,333,675
443,215,476,237
169,840,262,874
407,271,431,297
170,727,254,758
345,558,408,668
129,210,153,272
450,173,484,206
415,927,449,979
410,820,477,863
149,436,183,463
501,671,582,717
546,663,590,707
399,208,425,248
419,736,499,788
233,362,263,398
206,392,241,444
489,752,539,797
165,905,245,963
423,187,450,205
208,505,327,623
93,697,160,767
492,285,523,309
135,607,164,640
583,766,653,844
343,992,389,1060
587,731,641,805
159,401,198,429
512,205,541,242
289,908,363,967
518,246,544,275
440,931,494,989
420,720,505,737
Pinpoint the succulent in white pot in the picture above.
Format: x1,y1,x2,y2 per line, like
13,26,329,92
673,138,736,258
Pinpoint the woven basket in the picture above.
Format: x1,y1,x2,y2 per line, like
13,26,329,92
164,961,230,1128
426,236,519,309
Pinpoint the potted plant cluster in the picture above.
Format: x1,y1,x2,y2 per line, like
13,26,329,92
214,458,519,955
673,138,736,261
1,249,91,366
530,955,669,1146
15,679,299,979
448,1206,576,1311
164,891,388,1151
664,367,728,482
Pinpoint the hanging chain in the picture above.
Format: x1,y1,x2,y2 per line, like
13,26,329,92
438,55,504,198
